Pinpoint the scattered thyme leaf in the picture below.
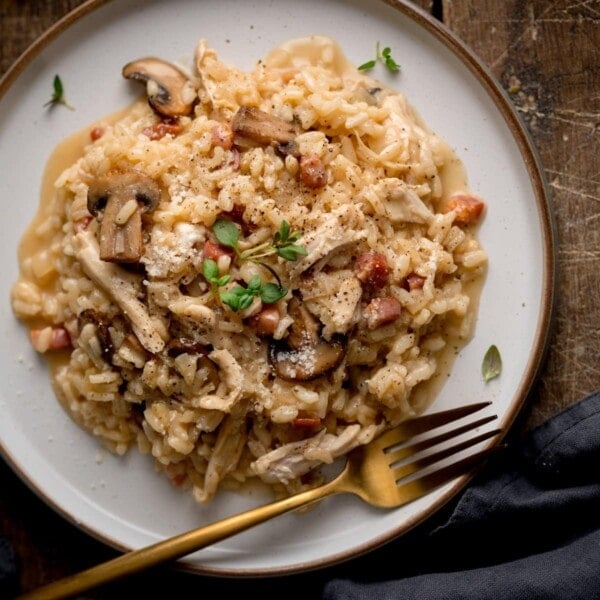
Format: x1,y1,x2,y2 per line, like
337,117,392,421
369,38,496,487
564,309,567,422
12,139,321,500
44,75,74,110
238,294,255,311
202,258,231,294
213,219,239,248
358,59,377,71
273,220,307,261
277,244,308,261
260,282,287,304
384,55,400,72
220,278,286,312
202,258,219,282
482,344,502,383
358,42,401,73
279,220,290,243
52,74,63,97
220,289,242,311
247,275,262,292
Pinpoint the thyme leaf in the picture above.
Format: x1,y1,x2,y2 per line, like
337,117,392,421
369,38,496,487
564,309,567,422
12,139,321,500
259,282,287,304
358,59,377,71
44,75,74,110
202,258,231,306
358,42,401,73
273,220,308,261
482,345,502,383
212,219,239,248
220,278,287,312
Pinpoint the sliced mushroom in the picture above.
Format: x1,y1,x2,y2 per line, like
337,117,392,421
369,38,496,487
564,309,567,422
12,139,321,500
122,57,196,117
268,298,345,381
87,170,160,263
232,106,297,146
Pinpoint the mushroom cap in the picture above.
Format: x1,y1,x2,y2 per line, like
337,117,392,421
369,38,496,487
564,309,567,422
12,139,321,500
122,57,196,118
268,336,346,382
87,170,161,216
232,106,297,146
268,298,346,381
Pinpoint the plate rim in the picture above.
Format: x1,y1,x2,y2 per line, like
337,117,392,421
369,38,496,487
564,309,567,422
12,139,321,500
0,0,557,577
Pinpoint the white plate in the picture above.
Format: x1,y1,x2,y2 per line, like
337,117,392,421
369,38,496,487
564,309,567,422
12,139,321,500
0,0,554,576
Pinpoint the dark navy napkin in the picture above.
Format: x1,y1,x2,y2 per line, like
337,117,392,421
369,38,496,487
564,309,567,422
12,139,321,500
0,535,16,598
324,390,600,600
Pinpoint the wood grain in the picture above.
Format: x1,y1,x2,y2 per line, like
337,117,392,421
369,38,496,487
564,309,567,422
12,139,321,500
0,0,84,74
1,0,598,596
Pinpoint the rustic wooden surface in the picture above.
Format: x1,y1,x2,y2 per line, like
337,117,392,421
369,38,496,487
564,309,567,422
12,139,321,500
1,0,598,597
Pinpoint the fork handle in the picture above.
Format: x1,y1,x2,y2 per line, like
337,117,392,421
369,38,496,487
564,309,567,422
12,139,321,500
18,478,342,600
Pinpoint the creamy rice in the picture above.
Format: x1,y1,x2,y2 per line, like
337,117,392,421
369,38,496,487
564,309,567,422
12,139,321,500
11,36,487,502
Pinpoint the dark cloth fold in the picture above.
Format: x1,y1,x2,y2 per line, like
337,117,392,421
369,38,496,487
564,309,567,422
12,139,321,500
0,535,16,598
324,390,600,600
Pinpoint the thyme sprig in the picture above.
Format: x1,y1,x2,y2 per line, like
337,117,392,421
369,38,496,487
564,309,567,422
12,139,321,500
44,75,74,110
358,42,401,73
207,219,306,312
220,275,287,312
213,219,307,262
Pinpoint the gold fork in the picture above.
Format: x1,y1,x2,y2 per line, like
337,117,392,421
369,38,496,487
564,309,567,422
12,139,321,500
19,402,501,600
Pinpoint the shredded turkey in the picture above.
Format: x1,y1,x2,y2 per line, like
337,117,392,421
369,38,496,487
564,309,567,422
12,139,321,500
194,348,244,411
194,402,248,502
251,423,381,485
73,231,165,353
300,270,362,338
373,178,434,224
289,206,366,279
167,296,217,330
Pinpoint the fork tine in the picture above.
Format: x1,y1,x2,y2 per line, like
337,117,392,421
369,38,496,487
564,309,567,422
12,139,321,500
385,414,497,465
391,427,502,482
372,402,492,450
394,445,504,505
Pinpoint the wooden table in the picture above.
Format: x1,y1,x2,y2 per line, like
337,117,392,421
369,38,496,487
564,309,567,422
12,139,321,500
1,0,598,597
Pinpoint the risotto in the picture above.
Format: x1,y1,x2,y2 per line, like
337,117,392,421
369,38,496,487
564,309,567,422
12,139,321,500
11,36,487,503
